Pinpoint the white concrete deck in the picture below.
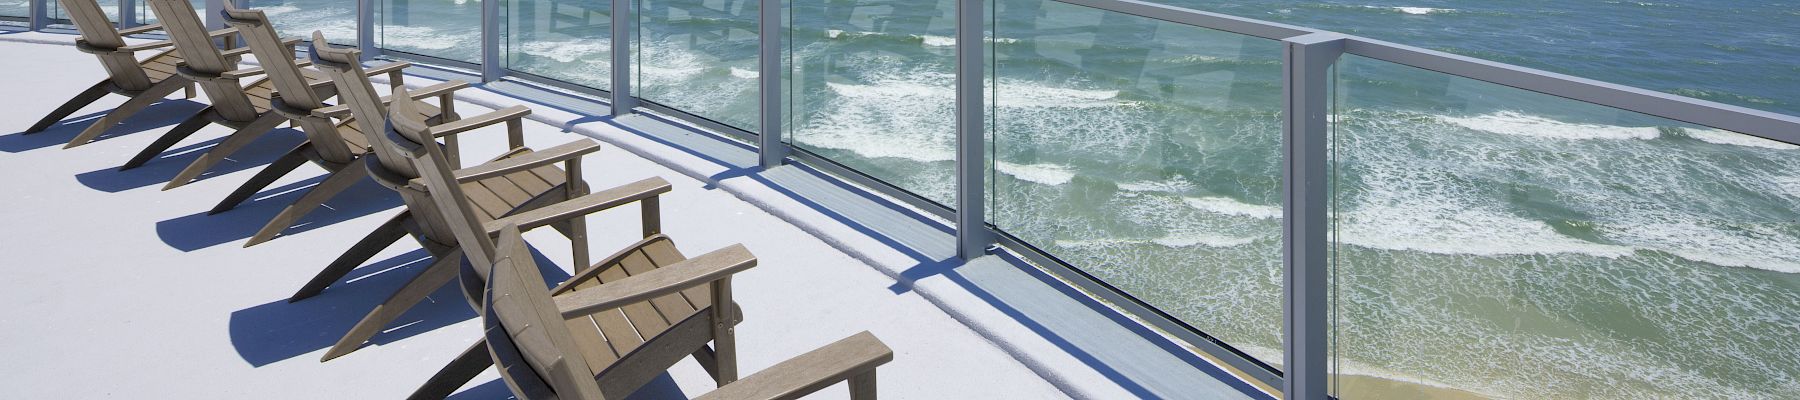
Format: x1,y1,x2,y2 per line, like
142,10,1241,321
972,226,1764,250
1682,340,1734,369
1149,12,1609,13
0,30,1268,399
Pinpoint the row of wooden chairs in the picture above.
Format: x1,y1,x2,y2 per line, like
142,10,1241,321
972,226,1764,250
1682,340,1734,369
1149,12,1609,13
31,0,893,398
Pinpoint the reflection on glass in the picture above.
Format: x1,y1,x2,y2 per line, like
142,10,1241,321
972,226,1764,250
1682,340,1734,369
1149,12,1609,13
1,0,28,19
786,0,958,206
504,0,610,89
54,0,119,23
990,0,1286,368
244,0,356,41
1329,54,1800,399
136,0,201,24
635,0,757,130
380,0,482,63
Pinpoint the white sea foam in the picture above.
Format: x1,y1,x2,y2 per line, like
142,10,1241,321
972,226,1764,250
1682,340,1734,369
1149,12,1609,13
1118,179,1196,193
378,25,473,51
995,162,1076,186
1343,203,1636,258
1601,214,1800,273
1054,232,1257,249
1182,196,1280,219
917,35,1019,47
1682,127,1800,150
728,67,758,79
1441,111,1661,140
1393,6,1452,15
516,40,609,63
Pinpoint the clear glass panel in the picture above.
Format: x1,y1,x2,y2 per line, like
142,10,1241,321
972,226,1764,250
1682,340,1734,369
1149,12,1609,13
503,0,610,89
1,0,28,19
53,0,120,24
380,0,482,63
634,0,757,130
786,0,958,206
136,0,202,24
243,0,356,41
990,0,1286,367
1328,54,1800,399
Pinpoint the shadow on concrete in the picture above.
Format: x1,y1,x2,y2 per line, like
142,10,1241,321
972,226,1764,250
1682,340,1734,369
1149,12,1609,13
154,176,401,251
74,127,306,193
0,99,207,153
228,247,571,367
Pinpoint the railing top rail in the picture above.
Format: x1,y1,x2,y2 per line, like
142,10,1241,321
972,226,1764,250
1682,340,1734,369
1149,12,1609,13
1049,0,1800,146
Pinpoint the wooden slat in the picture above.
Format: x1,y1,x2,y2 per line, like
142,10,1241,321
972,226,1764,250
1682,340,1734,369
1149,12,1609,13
641,240,711,310
615,249,701,328
461,183,510,221
594,260,675,340
509,165,558,195
481,175,534,207
566,279,622,370
589,307,648,362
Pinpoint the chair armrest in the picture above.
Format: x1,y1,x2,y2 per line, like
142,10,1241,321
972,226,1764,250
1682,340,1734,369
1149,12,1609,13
692,332,894,400
453,140,602,182
117,23,164,36
208,27,239,38
220,37,297,59
363,61,411,87
430,105,530,138
310,80,466,118
117,39,173,52
483,177,670,233
219,60,312,79
552,244,756,319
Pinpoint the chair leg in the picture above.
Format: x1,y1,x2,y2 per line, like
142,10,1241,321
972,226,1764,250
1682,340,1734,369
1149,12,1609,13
290,212,411,302
407,340,495,400
320,247,463,362
211,144,311,215
692,346,720,380
119,111,213,171
163,113,288,190
26,80,111,134
64,78,187,148
245,162,369,246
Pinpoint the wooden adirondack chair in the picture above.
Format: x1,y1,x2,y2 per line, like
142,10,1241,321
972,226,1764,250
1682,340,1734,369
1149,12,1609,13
209,4,459,248
380,88,871,400
302,36,674,363
122,0,314,189
483,226,891,400
27,0,197,141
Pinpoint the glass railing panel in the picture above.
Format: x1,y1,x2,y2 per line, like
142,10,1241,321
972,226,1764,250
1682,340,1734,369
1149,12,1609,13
379,0,482,63
990,0,1286,367
53,0,119,24
243,0,357,42
1,0,27,20
634,0,757,131
1328,53,1800,399
503,0,610,89
135,0,201,24
786,0,959,206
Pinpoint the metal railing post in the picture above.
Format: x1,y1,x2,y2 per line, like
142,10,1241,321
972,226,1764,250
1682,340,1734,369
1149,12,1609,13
357,0,376,60
756,0,784,167
29,0,46,30
1281,32,1342,400
609,0,636,115
204,0,224,29
480,0,501,81
954,0,991,260
119,0,137,28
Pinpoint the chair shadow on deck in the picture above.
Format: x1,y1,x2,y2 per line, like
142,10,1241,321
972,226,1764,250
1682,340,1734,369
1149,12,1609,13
73,127,305,193
152,176,401,251
449,375,687,400
0,99,207,153
228,246,573,367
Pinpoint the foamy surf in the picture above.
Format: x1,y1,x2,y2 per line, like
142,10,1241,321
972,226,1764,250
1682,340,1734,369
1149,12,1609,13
1681,127,1800,150
1183,196,1280,219
996,162,1076,186
1440,111,1661,140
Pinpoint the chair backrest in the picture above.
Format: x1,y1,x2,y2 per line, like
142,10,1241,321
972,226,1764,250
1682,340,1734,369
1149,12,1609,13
366,89,497,263
220,5,358,163
146,0,259,121
59,0,154,90
480,226,608,400
311,35,405,162
220,5,325,108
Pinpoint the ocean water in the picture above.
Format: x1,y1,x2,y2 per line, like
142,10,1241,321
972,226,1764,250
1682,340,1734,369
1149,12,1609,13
157,0,1800,398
